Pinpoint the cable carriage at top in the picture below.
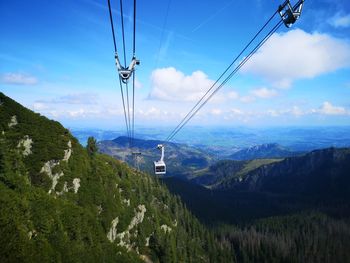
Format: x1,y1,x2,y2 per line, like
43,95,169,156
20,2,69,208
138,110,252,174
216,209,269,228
278,0,304,28
115,55,140,83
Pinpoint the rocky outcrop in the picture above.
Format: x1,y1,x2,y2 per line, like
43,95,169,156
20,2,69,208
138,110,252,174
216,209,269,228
8,115,18,128
107,204,147,250
72,178,80,193
17,135,33,156
160,224,172,234
40,160,63,194
63,140,72,162
107,217,119,242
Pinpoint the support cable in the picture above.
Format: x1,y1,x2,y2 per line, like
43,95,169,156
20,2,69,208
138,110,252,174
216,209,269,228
166,20,284,142
131,0,137,147
166,10,279,141
119,0,132,146
108,0,131,141
166,0,305,142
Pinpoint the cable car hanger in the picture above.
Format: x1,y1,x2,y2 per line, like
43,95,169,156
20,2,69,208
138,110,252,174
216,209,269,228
115,54,140,83
278,0,304,28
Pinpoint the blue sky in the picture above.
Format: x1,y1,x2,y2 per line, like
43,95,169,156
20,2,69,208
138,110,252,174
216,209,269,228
1,0,350,131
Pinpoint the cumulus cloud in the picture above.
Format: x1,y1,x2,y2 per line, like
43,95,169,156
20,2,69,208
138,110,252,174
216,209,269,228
135,78,143,89
149,67,213,102
250,87,278,99
210,109,222,116
265,102,349,117
242,29,350,88
316,101,349,115
329,13,350,28
1,72,38,85
33,102,49,111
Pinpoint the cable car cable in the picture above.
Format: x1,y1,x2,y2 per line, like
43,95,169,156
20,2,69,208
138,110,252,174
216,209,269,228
131,0,137,146
108,0,131,142
166,20,284,142
165,10,279,142
107,0,118,53
165,0,305,142
119,0,132,146
133,0,136,56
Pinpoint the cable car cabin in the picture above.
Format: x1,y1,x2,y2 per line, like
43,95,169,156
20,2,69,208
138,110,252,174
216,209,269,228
278,0,304,28
154,144,166,175
154,160,166,175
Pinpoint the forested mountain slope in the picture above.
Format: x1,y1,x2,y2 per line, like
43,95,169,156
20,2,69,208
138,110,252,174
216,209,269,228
216,147,350,200
0,92,231,262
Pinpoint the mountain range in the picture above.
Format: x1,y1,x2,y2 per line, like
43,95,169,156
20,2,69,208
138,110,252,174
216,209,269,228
227,143,301,160
1,92,350,263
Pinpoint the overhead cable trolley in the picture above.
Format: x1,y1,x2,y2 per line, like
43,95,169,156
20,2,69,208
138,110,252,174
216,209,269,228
278,0,304,28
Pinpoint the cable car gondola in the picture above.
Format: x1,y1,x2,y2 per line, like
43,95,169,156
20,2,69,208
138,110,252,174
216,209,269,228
154,144,166,175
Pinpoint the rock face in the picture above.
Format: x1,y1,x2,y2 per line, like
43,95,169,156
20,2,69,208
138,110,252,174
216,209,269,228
107,217,119,242
63,140,72,161
72,178,80,193
40,160,63,194
17,135,33,156
160,224,172,233
8,115,18,128
108,204,147,250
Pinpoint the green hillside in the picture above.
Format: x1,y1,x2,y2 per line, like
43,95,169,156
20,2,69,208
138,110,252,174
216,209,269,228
0,92,232,262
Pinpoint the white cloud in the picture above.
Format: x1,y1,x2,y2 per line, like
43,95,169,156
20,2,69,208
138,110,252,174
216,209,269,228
230,108,244,115
250,87,278,99
240,96,256,103
53,93,98,104
149,67,214,102
33,102,49,111
227,91,239,99
264,102,349,117
37,93,99,105
1,73,38,85
316,101,348,115
210,109,222,116
135,78,143,89
289,106,304,117
242,29,350,88
329,13,350,28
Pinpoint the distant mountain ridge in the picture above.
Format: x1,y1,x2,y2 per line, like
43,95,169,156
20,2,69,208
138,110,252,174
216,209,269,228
228,143,301,160
98,136,216,179
224,147,350,198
